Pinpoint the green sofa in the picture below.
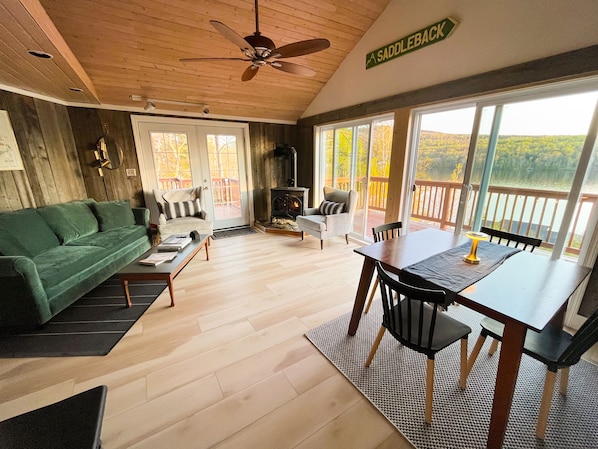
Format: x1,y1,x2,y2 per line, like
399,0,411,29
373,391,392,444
0,199,152,329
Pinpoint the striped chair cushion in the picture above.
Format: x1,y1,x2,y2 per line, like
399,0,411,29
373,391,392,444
163,199,202,219
319,200,344,215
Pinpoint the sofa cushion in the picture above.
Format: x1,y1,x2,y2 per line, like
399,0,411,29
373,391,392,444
67,224,148,250
32,245,109,290
319,200,344,215
0,208,60,257
91,200,135,231
37,201,99,244
164,199,202,219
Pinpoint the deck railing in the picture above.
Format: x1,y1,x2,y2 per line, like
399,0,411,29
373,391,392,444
158,177,241,207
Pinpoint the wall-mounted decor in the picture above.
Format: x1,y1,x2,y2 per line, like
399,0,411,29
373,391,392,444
366,17,458,70
0,110,24,171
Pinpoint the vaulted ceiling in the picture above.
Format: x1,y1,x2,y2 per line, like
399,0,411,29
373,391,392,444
0,0,391,122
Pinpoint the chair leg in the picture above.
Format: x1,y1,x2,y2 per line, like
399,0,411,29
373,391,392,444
559,366,570,396
488,338,500,355
301,231,304,240
467,333,487,376
536,369,557,439
364,278,379,314
425,358,435,424
460,338,468,390
345,234,349,244
320,240,323,250
366,326,386,367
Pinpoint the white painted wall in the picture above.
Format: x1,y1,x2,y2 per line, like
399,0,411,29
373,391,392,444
302,0,598,118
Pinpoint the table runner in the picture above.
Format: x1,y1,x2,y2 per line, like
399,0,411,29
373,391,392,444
401,241,521,297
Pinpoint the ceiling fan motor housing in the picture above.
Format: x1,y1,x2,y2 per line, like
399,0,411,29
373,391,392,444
244,33,276,58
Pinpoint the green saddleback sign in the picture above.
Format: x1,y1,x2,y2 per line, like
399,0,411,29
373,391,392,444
366,17,458,70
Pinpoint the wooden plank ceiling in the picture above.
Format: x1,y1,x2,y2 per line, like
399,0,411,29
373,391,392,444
0,0,391,122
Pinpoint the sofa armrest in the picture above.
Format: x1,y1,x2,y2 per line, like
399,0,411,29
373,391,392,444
0,256,51,328
132,207,150,229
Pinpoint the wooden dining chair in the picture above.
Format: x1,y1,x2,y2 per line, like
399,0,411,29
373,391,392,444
472,227,542,355
467,307,598,439
366,262,471,424
364,221,403,314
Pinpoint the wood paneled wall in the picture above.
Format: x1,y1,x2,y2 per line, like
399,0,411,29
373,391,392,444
248,122,298,223
0,90,86,212
0,89,296,220
67,107,144,207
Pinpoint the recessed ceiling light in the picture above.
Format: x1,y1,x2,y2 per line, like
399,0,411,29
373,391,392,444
69,87,83,92
27,50,53,59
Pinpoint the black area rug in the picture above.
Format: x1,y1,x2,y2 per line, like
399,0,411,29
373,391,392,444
306,305,598,449
211,226,257,239
0,278,166,358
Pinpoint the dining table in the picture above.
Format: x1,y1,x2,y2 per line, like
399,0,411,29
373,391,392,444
350,227,591,449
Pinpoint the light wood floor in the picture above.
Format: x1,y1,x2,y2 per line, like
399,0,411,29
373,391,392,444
0,232,414,449
1,231,596,448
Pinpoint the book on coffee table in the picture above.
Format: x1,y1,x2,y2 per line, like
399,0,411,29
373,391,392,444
139,252,178,266
157,234,192,252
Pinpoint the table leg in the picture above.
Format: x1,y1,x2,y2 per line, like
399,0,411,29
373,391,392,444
167,276,175,307
120,277,132,307
348,258,376,336
486,321,526,449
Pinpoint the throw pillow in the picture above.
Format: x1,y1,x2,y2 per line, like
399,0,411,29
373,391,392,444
37,201,99,244
319,200,344,215
0,208,60,257
164,199,202,219
90,200,136,231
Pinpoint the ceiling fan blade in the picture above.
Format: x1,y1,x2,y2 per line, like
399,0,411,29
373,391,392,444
210,20,255,53
269,61,316,77
242,65,260,81
180,57,250,62
273,39,330,58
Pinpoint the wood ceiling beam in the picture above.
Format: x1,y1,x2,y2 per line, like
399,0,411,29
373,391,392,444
18,0,101,102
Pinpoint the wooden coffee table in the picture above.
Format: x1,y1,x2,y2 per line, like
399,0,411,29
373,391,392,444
118,234,209,307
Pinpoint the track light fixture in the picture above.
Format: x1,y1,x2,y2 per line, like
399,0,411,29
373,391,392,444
130,95,208,114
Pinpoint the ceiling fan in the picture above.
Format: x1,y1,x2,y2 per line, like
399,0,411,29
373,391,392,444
180,0,330,81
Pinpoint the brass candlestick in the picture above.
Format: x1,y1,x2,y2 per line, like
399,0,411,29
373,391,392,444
464,231,489,264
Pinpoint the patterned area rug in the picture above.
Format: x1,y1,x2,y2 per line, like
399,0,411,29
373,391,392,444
306,304,598,449
211,226,257,239
0,277,165,357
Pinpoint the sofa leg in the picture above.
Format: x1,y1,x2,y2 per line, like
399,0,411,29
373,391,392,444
320,240,323,250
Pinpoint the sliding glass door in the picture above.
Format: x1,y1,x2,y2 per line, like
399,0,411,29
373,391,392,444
316,115,394,241
407,84,598,260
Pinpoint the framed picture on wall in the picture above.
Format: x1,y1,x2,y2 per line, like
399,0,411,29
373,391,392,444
0,110,24,171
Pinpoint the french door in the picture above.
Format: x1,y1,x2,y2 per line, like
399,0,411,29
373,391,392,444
131,116,251,230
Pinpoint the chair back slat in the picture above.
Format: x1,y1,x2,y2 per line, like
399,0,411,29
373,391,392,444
559,307,598,366
480,226,542,252
373,221,403,243
376,262,446,354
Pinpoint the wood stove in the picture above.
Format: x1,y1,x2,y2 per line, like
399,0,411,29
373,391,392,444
271,187,309,220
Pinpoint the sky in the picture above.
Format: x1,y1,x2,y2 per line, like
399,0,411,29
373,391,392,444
421,91,598,136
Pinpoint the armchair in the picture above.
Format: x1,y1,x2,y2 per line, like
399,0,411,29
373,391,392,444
295,186,358,249
152,187,213,241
